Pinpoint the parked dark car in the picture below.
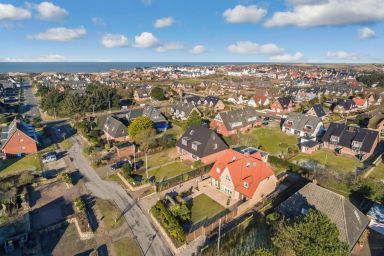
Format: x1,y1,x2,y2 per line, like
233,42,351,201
111,160,126,170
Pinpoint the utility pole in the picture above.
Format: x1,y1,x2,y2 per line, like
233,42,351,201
145,153,148,179
217,218,221,255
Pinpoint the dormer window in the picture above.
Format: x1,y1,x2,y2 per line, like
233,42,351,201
189,130,195,136
226,175,231,181
216,167,220,174
352,141,362,151
182,137,190,146
191,141,201,151
213,143,218,150
244,182,249,188
330,135,339,144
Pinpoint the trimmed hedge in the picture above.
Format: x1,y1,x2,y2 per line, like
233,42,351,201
151,200,185,243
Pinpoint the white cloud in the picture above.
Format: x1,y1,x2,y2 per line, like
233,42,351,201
270,52,304,62
134,32,159,48
154,16,174,28
0,3,31,20
227,41,284,55
142,0,152,6
223,5,267,24
29,1,68,21
28,26,86,41
265,0,384,27
326,51,359,60
91,17,105,26
101,34,128,48
190,45,206,54
358,27,375,39
156,42,184,52
0,54,66,62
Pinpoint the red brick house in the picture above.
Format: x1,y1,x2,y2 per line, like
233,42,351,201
208,149,277,206
322,123,379,161
1,119,38,157
210,108,261,137
176,124,228,164
270,97,293,114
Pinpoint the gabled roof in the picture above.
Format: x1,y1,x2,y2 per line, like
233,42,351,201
103,116,128,138
310,104,326,118
277,183,369,250
176,124,228,158
352,97,367,107
1,118,37,149
204,96,221,105
170,101,197,117
322,122,378,153
335,99,356,111
215,108,260,131
209,149,275,198
125,105,167,123
284,113,322,133
277,97,293,109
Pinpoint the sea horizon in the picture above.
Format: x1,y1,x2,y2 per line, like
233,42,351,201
0,61,371,73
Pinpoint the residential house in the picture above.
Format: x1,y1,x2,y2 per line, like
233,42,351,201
352,97,368,109
332,99,358,114
248,95,270,108
210,108,261,137
114,142,135,159
282,113,324,138
124,105,169,132
170,102,201,120
270,97,294,114
208,148,278,207
134,87,151,101
306,104,327,119
176,124,228,164
322,122,379,160
277,182,369,252
1,118,38,157
203,96,225,111
103,116,128,142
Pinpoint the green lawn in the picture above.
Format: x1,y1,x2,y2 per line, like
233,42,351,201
140,148,179,169
291,149,362,173
190,194,225,224
96,199,124,231
226,127,299,156
368,163,384,181
113,237,142,256
0,154,42,177
148,161,191,181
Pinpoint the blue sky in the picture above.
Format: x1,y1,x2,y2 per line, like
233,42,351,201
0,0,383,63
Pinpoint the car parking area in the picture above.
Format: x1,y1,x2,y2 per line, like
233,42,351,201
42,153,67,178
28,181,80,230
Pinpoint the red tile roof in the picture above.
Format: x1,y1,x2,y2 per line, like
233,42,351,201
208,149,275,198
352,97,367,106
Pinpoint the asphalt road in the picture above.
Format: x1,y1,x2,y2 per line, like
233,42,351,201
67,134,171,256
22,82,41,118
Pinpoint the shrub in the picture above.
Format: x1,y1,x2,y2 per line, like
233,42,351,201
74,197,86,212
83,146,95,156
61,173,73,185
151,200,185,243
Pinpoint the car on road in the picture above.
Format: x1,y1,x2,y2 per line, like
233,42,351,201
42,151,57,163
111,160,126,170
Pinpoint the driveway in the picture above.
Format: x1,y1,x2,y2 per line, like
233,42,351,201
67,135,171,256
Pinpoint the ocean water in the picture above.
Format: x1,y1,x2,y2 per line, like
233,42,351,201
0,62,260,73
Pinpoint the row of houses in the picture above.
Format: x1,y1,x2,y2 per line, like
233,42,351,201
175,123,369,252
